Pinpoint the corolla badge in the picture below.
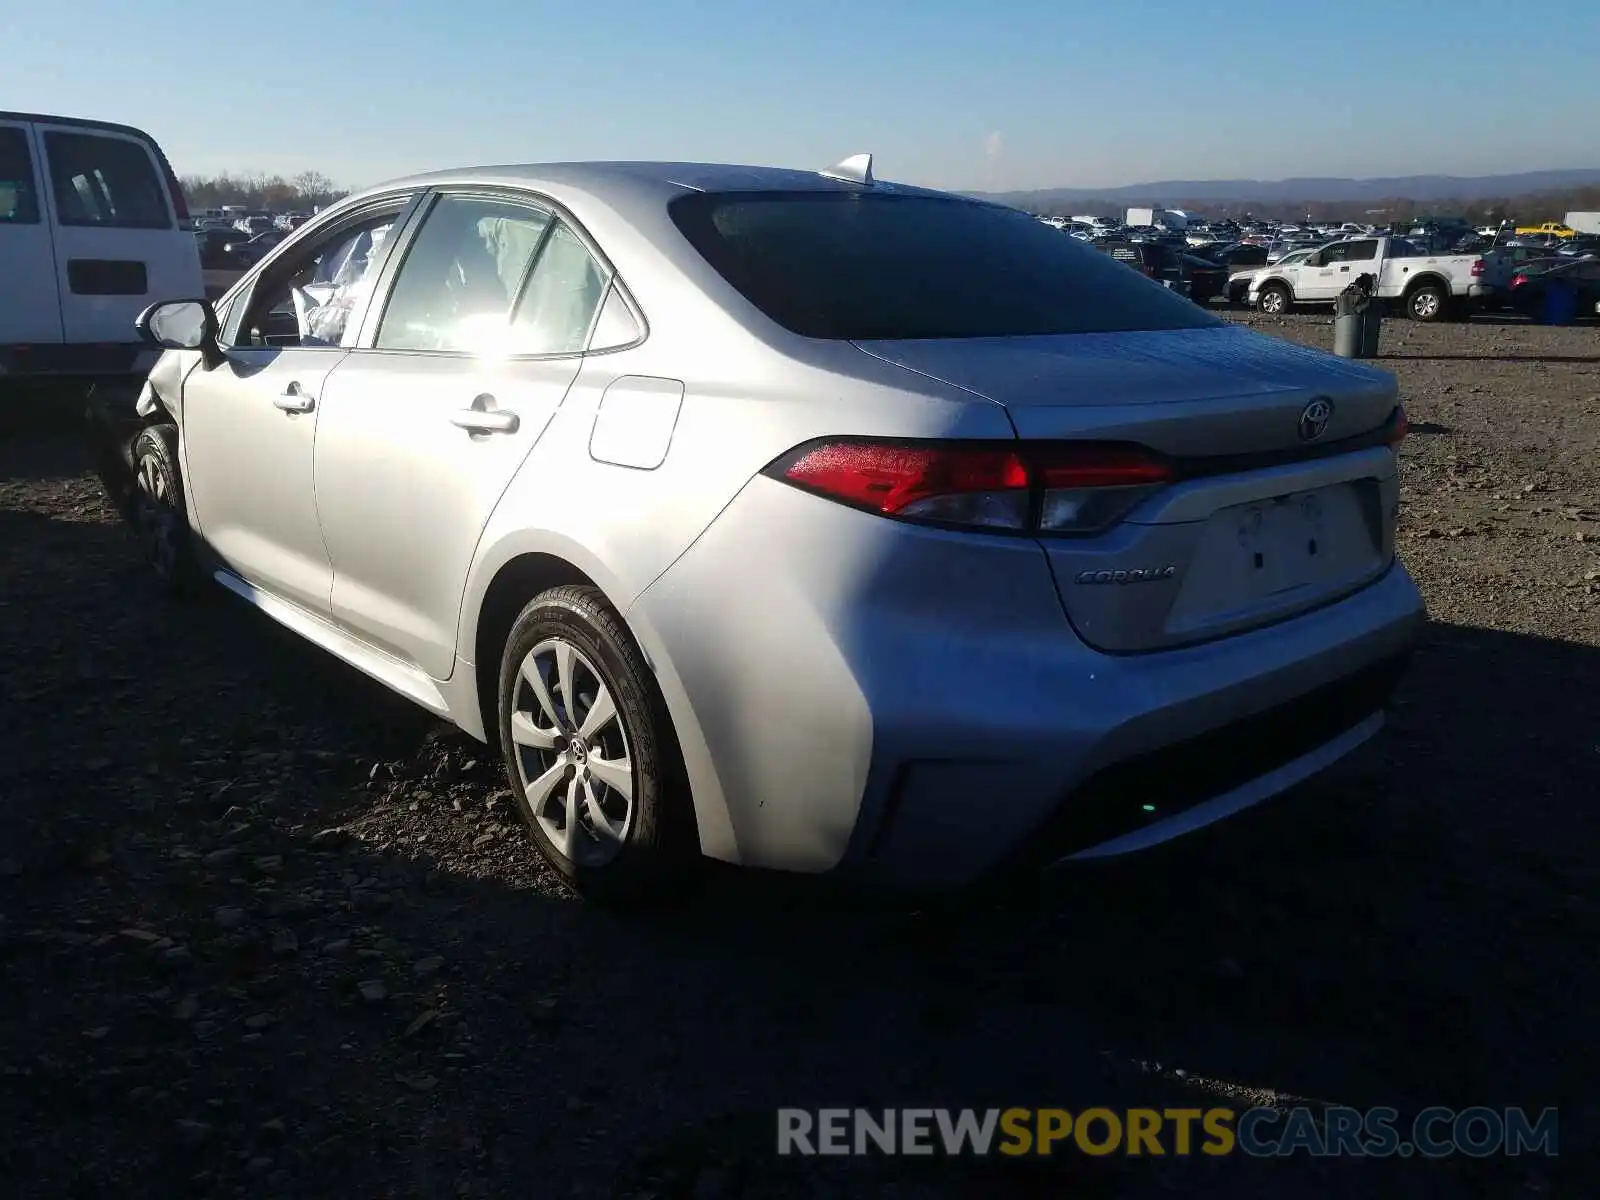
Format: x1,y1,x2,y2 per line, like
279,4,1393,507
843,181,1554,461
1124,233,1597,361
1075,566,1177,585
1298,397,1334,442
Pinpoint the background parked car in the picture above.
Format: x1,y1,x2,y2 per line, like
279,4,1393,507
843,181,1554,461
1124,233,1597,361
1192,241,1268,269
193,228,241,269
0,108,201,380
1508,257,1600,321
1095,240,1228,305
223,228,288,267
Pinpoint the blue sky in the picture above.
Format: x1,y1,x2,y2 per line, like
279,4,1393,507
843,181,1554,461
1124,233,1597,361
6,0,1597,193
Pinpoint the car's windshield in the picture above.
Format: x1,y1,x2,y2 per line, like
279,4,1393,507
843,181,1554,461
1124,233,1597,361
669,190,1223,339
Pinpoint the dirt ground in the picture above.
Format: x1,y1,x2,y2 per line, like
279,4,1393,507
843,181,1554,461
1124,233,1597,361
1,313,1596,1198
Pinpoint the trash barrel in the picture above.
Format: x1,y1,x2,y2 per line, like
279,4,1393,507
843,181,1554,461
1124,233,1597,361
1541,282,1577,326
1334,275,1382,358
1360,305,1383,357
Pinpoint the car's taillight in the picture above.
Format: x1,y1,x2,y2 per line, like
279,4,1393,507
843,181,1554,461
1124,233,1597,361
1033,443,1173,533
1511,273,1528,288
765,439,1174,536
1470,258,1485,277
1386,406,1409,446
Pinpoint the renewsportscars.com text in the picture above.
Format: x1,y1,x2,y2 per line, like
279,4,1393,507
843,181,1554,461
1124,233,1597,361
776,1106,1559,1159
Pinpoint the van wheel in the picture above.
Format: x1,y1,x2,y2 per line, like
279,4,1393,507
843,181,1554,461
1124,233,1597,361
1407,283,1447,322
496,585,697,906
1256,283,1292,314
130,426,203,598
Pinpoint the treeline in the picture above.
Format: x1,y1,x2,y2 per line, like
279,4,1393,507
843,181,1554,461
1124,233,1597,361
1041,183,1600,224
179,171,348,213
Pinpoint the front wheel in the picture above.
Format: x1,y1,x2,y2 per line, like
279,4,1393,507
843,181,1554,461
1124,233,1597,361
130,425,203,598
496,585,697,905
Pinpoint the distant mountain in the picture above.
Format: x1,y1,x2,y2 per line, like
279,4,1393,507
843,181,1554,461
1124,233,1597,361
976,170,1600,210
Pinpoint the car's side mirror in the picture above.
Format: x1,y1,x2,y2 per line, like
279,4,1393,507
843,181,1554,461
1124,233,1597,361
136,299,224,370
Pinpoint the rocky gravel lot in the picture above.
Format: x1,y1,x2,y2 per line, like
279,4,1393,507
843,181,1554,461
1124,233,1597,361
1,313,1596,1198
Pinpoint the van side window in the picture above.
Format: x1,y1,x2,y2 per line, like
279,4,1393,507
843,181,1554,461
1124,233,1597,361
0,127,40,224
42,132,171,230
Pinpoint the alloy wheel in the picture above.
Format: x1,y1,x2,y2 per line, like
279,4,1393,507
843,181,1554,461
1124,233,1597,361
133,455,180,582
509,638,634,867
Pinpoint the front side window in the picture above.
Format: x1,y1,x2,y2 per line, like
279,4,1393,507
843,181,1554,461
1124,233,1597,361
0,126,40,224
376,195,551,353
43,132,170,229
237,212,400,349
671,191,1222,339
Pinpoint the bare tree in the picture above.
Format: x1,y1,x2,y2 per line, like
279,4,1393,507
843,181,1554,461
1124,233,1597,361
180,171,349,212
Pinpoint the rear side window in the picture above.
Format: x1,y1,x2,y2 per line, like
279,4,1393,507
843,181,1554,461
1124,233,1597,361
669,191,1221,340
376,195,552,354
43,131,171,229
509,221,609,355
0,126,39,223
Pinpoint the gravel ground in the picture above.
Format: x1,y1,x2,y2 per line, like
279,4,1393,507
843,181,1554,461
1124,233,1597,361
1,313,1595,1198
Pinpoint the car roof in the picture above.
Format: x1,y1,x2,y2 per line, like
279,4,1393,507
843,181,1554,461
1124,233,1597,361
0,109,162,143
354,160,965,206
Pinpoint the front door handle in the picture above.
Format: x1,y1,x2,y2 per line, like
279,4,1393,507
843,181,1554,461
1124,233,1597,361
451,394,519,435
273,382,315,413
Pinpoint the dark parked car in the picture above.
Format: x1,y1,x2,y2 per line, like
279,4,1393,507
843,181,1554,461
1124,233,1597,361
1556,235,1600,258
1097,240,1229,306
1191,241,1269,269
223,229,288,268
1508,257,1600,321
193,229,242,269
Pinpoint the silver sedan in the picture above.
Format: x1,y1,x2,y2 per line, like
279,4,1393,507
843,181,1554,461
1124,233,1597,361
120,155,1425,903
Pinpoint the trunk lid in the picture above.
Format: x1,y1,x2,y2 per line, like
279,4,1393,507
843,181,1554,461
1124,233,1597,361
854,326,1401,653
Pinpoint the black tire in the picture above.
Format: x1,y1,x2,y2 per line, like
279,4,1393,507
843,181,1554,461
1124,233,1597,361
1256,282,1292,315
130,425,204,598
1406,282,1448,322
496,584,697,905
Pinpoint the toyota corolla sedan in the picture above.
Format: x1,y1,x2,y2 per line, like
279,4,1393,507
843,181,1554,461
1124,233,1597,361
104,155,1425,904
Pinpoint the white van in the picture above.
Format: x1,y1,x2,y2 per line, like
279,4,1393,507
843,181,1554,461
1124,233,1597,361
1,110,202,380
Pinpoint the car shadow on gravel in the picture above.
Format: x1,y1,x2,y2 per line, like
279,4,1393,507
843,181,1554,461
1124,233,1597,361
1,453,1590,1198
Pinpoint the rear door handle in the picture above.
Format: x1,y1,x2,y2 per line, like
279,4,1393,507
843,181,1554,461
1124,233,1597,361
451,395,519,435
273,382,315,413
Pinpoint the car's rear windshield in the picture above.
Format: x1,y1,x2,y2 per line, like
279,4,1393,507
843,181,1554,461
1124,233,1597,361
668,190,1224,339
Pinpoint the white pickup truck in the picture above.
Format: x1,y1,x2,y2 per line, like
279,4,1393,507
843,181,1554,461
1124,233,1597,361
1245,236,1511,321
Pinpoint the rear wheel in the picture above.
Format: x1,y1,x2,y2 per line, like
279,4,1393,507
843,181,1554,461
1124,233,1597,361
130,425,203,598
496,585,696,905
1407,283,1447,322
1256,282,1292,315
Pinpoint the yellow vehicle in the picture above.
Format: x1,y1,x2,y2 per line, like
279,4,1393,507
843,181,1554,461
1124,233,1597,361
1513,221,1577,238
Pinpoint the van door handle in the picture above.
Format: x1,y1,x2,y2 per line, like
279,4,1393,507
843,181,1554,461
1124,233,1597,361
451,395,519,435
273,382,315,413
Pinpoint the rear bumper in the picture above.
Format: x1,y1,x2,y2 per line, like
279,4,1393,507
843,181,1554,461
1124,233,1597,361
1468,283,1504,303
632,475,1427,889
0,342,158,381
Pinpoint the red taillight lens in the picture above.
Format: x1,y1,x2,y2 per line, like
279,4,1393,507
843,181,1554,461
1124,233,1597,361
1511,273,1528,288
767,440,1174,535
1470,258,1485,277
1386,406,1409,446
775,441,1031,529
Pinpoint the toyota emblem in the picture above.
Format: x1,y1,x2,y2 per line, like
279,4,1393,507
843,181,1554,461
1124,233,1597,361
1298,397,1333,442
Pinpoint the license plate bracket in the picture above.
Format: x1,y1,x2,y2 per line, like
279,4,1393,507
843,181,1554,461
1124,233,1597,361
1232,490,1329,596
